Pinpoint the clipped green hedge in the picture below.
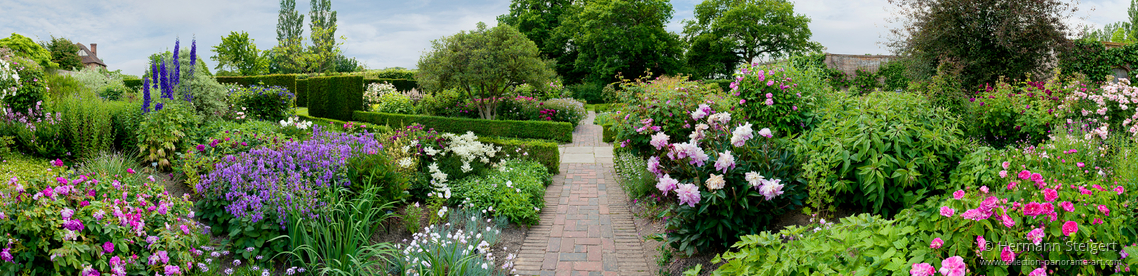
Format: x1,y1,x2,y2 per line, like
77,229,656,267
479,136,560,174
364,78,417,91
295,79,308,107
215,74,299,96
352,111,573,143
296,112,392,134
123,78,143,91
308,76,364,121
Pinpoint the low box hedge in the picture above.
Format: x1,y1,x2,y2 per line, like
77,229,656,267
364,78,417,91
478,136,559,174
308,76,364,121
352,111,574,143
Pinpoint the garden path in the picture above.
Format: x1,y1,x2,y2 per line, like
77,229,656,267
514,112,655,276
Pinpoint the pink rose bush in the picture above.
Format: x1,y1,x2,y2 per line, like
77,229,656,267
0,166,208,274
642,104,802,254
730,63,815,136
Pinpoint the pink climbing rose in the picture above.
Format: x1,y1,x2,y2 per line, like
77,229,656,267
1043,188,1058,202
1029,267,1047,276
910,263,935,276
939,206,955,217
953,190,965,200
1027,227,1045,245
1062,221,1079,236
1060,201,1074,212
938,256,967,276
930,237,944,249
976,235,987,251
1001,246,1016,264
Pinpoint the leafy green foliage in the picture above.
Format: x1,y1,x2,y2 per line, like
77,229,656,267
401,203,423,234
6,56,48,113
613,151,657,199
889,0,1076,89
732,62,822,137
0,33,56,69
1058,39,1138,83
42,36,80,70
557,0,684,84
567,81,605,104
308,0,340,73
197,199,290,261
682,0,821,66
53,90,116,159
232,85,295,121
136,102,199,170
279,186,399,275
211,31,269,76
879,60,911,91
347,151,410,204
498,0,579,81
372,90,416,114
418,23,554,120
966,78,1063,148
611,75,732,156
451,159,550,225
796,91,963,216
850,68,879,93
73,66,125,94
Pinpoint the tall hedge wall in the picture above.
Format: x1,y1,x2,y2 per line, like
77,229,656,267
123,79,143,91
1058,40,1138,82
363,78,418,91
352,111,574,143
308,76,364,121
215,74,299,96
295,79,308,107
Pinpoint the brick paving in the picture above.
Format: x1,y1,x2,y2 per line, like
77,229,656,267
515,112,653,276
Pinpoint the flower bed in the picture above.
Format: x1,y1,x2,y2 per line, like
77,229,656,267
451,159,550,225
353,111,574,143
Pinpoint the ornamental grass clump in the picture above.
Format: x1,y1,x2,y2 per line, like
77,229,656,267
0,162,208,275
643,104,804,254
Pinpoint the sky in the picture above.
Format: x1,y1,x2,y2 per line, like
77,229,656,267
0,0,1131,76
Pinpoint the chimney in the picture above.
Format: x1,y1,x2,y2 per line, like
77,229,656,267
90,43,97,56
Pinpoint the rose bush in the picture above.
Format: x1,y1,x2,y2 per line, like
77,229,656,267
611,75,734,156
0,163,208,275
643,106,804,254
967,78,1066,147
1058,78,1138,141
729,61,825,137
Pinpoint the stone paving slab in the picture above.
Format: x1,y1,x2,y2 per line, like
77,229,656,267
515,112,653,276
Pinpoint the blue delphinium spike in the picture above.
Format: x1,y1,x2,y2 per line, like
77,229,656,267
155,102,164,111
173,39,181,88
190,38,197,67
151,62,159,88
160,58,169,99
142,76,151,113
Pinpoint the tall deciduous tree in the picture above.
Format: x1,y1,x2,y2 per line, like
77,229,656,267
0,33,57,69
211,31,268,75
308,0,338,73
888,0,1076,89
42,36,80,70
683,0,820,74
557,0,684,83
498,0,581,81
418,23,555,120
274,0,306,73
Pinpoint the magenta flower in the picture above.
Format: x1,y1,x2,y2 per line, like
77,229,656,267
1000,215,1015,228
1062,221,1079,236
1077,162,1085,167
646,156,661,175
1030,173,1042,183
976,235,987,251
930,237,944,249
1,248,12,263
910,263,935,276
51,159,64,167
1029,267,1047,276
1002,161,1010,169
1059,201,1074,212
1043,188,1058,202
164,265,182,275
960,209,986,221
999,170,1007,178
127,168,135,174
1098,205,1110,216
1007,181,1017,190
1027,227,1045,245
1000,246,1016,264
939,206,955,217
952,190,965,200
938,256,967,276
61,208,74,220
656,174,678,196
714,150,735,173
1018,170,1031,180
675,183,701,207
1023,202,1043,216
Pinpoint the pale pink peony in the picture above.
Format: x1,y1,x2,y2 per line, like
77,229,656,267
714,151,736,173
757,128,773,138
999,170,1008,178
1002,161,1010,169
744,172,765,189
650,132,670,150
675,183,701,207
940,206,955,217
938,256,967,276
656,174,679,195
647,156,661,175
980,186,989,193
910,263,935,276
705,174,726,190
758,179,784,200
730,123,754,147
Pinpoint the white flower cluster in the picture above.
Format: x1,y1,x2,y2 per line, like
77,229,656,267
278,116,313,130
363,82,398,105
0,60,20,104
397,208,509,276
441,131,500,173
427,163,451,199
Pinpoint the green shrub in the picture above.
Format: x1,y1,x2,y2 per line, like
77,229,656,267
43,73,83,101
5,56,47,112
612,75,733,156
54,90,115,159
796,91,963,216
912,61,968,115
354,111,574,143
347,151,410,203
401,203,423,234
373,90,416,114
215,74,298,97
540,98,586,127
418,88,477,118
732,62,822,137
295,78,308,107
850,68,879,94
308,75,364,121
451,159,550,225
367,68,417,79
967,78,1063,147
569,81,605,104
496,95,542,121
137,102,199,170
73,66,125,92
477,136,560,174
123,78,143,91
231,85,295,121
613,151,656,199
879,60,911,91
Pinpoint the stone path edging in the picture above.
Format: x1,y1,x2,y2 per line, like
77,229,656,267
514,112,654,276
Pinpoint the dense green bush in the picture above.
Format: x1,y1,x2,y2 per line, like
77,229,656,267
967,78,1063,147
307,75,364,121
478,136,560,173
73,66,125,92
5,56,47,112
611,75,734,156
540,98,587,127
797,91,963,216
43,73,82,101
569,81,605,104
731,61,827,137
53,90,115,159
136,102,199,170
850,68,879,93
418,88,470,117
230,85,295,121
97,83,131,101
353,111,574,143
451,159,550,225
372,90,416,114
346,150,410,204
879,60,911,91
295,78,308,107
122,78,143,91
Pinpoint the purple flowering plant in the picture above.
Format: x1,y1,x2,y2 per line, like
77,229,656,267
643,105,804,254
0,164,208,275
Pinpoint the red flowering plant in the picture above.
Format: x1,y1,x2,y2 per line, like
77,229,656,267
0,162,208,275
644,106,805,255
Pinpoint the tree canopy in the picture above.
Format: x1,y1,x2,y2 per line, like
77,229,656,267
497,0,581,82
556,0,684,84
682,0,820,78
42,36,80,70
211,31,269,76
0,33,57,69
417,23,555,120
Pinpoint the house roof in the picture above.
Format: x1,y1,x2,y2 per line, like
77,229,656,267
74,43,106,67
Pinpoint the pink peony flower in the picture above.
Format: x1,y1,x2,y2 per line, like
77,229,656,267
758,179,785,200
1077,162,1085,168
976,235,987,251
1001,246,1016,264
745,172,765,189
650,132,670,150
1098,205,1110,216
730,123,754,147
999,170,1007,178
714,151,736,173
705,174,726,190
758,128,773,138
1002,161,1010,169
656,174,679,195
1027,227,1045,245
675,183,701,207
1029,267,1047,276
1062,221,1078,236
930,237,944,249
938,256,967,276
953,190,965,200
910,263,936,276
647,156,661,175
940,206,955,217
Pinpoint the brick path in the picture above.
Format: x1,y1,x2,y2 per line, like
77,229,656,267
515,112,654,276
